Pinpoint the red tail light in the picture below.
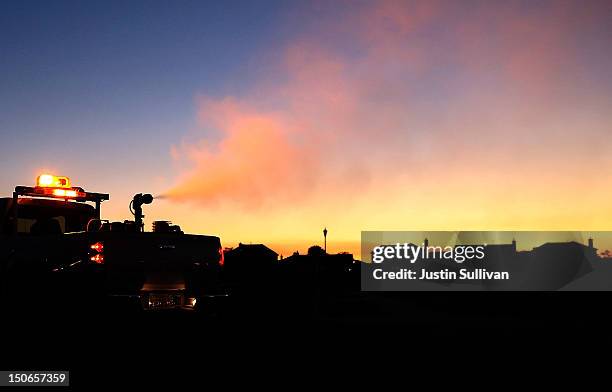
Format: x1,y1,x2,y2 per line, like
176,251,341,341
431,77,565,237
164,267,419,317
219,247,224,266
90,254,105,264
90,241,104,264
90,241,104,253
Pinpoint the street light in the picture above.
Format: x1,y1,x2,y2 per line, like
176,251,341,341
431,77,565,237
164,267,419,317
323,227,328,253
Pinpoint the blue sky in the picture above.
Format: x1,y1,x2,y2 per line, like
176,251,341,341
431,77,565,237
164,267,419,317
0,0,294,191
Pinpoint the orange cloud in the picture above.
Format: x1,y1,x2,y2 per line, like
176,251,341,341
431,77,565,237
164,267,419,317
166,98,320,207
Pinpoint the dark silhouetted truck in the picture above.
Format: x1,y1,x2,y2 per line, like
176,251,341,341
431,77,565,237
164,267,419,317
0,174,224,311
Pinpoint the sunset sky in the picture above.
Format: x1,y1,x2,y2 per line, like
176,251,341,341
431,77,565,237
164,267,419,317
1,0,611,258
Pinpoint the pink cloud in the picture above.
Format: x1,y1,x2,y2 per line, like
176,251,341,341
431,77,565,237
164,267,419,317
165,1,612,209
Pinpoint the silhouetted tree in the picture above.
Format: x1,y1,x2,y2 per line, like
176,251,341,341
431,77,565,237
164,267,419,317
308,245,326,257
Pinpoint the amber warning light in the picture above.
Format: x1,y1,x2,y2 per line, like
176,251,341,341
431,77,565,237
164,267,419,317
37,174,71,188
27,174,86,200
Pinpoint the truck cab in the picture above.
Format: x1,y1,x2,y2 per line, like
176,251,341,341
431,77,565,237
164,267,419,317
0,174,224,311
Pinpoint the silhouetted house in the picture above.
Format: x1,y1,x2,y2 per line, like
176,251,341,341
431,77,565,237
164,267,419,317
223,243,278,291
225,243,277,262
224,243,278,270
533,241,598,261
281,249,356,292
524,241,595,290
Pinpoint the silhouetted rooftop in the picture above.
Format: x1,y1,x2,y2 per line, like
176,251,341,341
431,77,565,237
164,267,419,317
534,241,597,251
225,243,278,257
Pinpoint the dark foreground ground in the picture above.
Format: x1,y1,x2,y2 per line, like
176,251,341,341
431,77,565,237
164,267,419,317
1,291,610,388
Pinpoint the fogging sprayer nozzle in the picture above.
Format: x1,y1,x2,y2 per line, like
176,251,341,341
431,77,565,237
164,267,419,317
131,193,153,232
